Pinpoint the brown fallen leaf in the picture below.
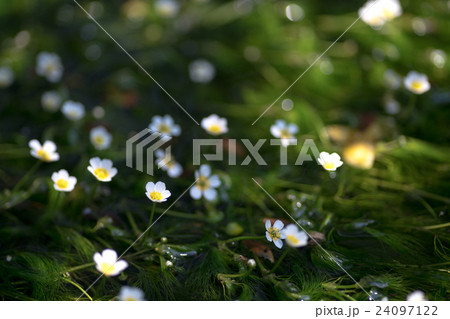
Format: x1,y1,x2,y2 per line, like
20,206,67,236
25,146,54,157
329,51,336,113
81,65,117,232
307,231,326,246
244,240,274,263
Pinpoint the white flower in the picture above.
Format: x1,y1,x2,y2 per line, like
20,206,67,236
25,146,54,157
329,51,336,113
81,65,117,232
318,152,343,171
118,286,145,301
282,224,308,248
0,66,14,88
270,120,298,147
201,114,228,135
36,52,63,83
359,0,402,28
404,71,430,94
189,59,216,83
165,260,173,268
62,100,85,121
149,115,181,137
155,149,182,178
407,290,427,301
190,164,221,201
247,259,256,268
265,220,286,249
90,126,112,150
87,157,118,182
41,91,62,112
155,0,179,18
145,181,171,203
93,249,128,277
51,169,77,192
29,139,60,162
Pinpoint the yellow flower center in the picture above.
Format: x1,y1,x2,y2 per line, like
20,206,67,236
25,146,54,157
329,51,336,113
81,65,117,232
196,176,210,191
37,149,50,161
124,297,137,301
287,234,300,245
323,162,335,170
208,124,222,134
280,129,292,139
149,191,163,201
94,135,104,145
68,110,78,117
268,227,281,241
411,81,423,90
45,63,56,73
158,123,171,134
100,262,115,276
383,8,396,20
94,168,109,180
56,179,68,189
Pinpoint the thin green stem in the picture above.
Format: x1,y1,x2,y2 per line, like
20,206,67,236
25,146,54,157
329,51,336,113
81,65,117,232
12,160,41,193
62,277,93,301
423,222,450,230
143,202,156,243
221,235,265,244
269,247,290,274
126,211,141,236
66,262,95,273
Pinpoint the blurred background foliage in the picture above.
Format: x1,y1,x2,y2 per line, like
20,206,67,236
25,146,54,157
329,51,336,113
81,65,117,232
0,0,449,300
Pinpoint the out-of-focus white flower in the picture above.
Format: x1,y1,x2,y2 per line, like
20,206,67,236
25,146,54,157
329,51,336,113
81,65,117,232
190,164,221,201
383,69,402,90
51,169,77,192
407,290,427,301
29,139,60,162
92,105,105,119
270,120,298,147
318,152,344,171
285,4,304,22
36,52,63,83
62,100,85,121
41,91,62,112
201,114,228,135
189,59,215,83
0,66,14,88
155,0,179,18
155,149,182,178
90,126,112,150
343,142,375,170
404,71,430,94
87,157,118,182
265,220,286,249
247,259,256,268
149,114,181,136
145,181,171,203
118,286,145,301
93,249,128,277
359,0,402,28
282,224,308,248
165,260,173,268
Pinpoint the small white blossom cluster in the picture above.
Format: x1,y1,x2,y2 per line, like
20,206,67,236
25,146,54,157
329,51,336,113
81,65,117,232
265,220,309,249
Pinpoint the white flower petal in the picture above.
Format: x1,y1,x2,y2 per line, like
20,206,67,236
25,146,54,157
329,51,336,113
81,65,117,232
155,181,166,193
199,164,211,177
209,175,221,188
203,188,217,201
190,186,202,199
